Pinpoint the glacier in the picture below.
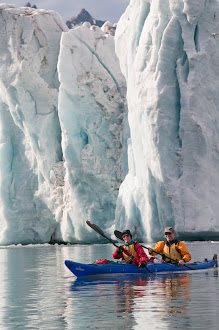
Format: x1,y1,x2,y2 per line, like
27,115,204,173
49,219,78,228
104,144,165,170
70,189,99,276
56,22,128,243
0,1,219,245
0,4,128,244
0,4,68,244
115,0,219,241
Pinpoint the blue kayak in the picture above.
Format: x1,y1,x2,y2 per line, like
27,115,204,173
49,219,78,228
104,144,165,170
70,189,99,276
65,258,216,278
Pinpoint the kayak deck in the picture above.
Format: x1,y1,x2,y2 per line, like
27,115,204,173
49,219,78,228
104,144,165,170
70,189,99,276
65,259,216,278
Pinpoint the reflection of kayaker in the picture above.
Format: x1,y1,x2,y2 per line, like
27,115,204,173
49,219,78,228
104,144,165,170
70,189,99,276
148,227,191,266
112,229,151,268
114,277,149,314
161,273,191,299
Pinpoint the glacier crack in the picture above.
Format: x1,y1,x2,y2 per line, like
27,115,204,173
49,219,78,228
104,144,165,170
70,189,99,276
72,33,121,95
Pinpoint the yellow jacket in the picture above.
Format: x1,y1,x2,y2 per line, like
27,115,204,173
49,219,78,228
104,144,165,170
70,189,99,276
122,242,138,263
150,240,191,263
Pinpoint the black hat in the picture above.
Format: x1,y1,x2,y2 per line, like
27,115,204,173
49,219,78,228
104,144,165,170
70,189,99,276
121,229,132,238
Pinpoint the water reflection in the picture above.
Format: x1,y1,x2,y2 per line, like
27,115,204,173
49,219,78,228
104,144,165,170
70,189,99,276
1,244,218,329
1,247,69,329
155,273,191,312
113,277,149,314
70,273,193,328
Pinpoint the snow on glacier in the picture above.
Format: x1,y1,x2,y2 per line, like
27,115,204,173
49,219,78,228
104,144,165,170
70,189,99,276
115,0,219,241
56,22,128,243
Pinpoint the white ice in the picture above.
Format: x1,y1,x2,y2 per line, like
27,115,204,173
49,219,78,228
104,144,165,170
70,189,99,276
0,5,128,244
0,1,219,245
56,23,128,243
115,0,219,241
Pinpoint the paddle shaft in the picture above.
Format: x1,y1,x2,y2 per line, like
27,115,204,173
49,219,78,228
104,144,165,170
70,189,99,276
86,221,153,273
114,230,194,270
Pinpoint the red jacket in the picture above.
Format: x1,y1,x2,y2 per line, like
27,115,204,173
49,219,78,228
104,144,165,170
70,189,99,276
112,242,149,266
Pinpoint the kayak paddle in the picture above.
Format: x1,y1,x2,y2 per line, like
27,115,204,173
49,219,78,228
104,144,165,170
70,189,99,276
87,221,119,248
114,230,194,270
86,221,153,273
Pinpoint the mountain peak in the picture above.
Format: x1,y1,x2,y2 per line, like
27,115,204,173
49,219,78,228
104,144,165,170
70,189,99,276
79,8,89,15
66,8,105,29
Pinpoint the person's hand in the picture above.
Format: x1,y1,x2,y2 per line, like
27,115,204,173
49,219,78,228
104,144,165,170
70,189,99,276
140,261,147,268
148,248,153,254
178,259,185,265
117,246,124,253
127,256,134,264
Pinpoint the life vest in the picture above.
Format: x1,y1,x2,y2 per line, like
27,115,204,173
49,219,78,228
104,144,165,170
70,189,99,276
122,241,138,263
163,240,182,263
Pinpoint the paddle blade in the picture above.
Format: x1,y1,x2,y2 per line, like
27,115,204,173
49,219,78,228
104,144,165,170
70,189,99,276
86,221,118,248
114,230,123,241
86,221,106,238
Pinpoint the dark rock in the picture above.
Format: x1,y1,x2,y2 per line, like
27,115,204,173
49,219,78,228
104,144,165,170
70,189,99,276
66,8,105,29
24,2,37,9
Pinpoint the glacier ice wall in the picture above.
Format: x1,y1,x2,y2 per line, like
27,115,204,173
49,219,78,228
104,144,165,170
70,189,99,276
0,5,128,244
56,23,128,242
0,4,67,244
1,1,219,245
115,0,219,240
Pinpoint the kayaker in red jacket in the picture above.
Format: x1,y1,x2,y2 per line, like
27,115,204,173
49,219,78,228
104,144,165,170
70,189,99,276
112,229,149,268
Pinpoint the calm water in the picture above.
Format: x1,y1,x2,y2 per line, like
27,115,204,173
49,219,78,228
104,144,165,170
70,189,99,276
0,242,219,329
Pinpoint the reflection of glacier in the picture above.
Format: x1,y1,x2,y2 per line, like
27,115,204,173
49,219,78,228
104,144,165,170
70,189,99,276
0,1,219,245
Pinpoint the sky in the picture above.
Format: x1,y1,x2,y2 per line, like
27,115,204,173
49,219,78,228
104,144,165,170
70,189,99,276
5,0,129,23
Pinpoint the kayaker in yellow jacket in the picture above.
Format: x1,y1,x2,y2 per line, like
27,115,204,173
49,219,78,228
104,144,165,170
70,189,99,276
148,227,191,265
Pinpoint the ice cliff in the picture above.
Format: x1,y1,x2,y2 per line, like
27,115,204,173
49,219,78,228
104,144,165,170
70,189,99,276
115,0,219,240
57,22,128,243
0,0,219,245
0,5,127,244
0,4,68,244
